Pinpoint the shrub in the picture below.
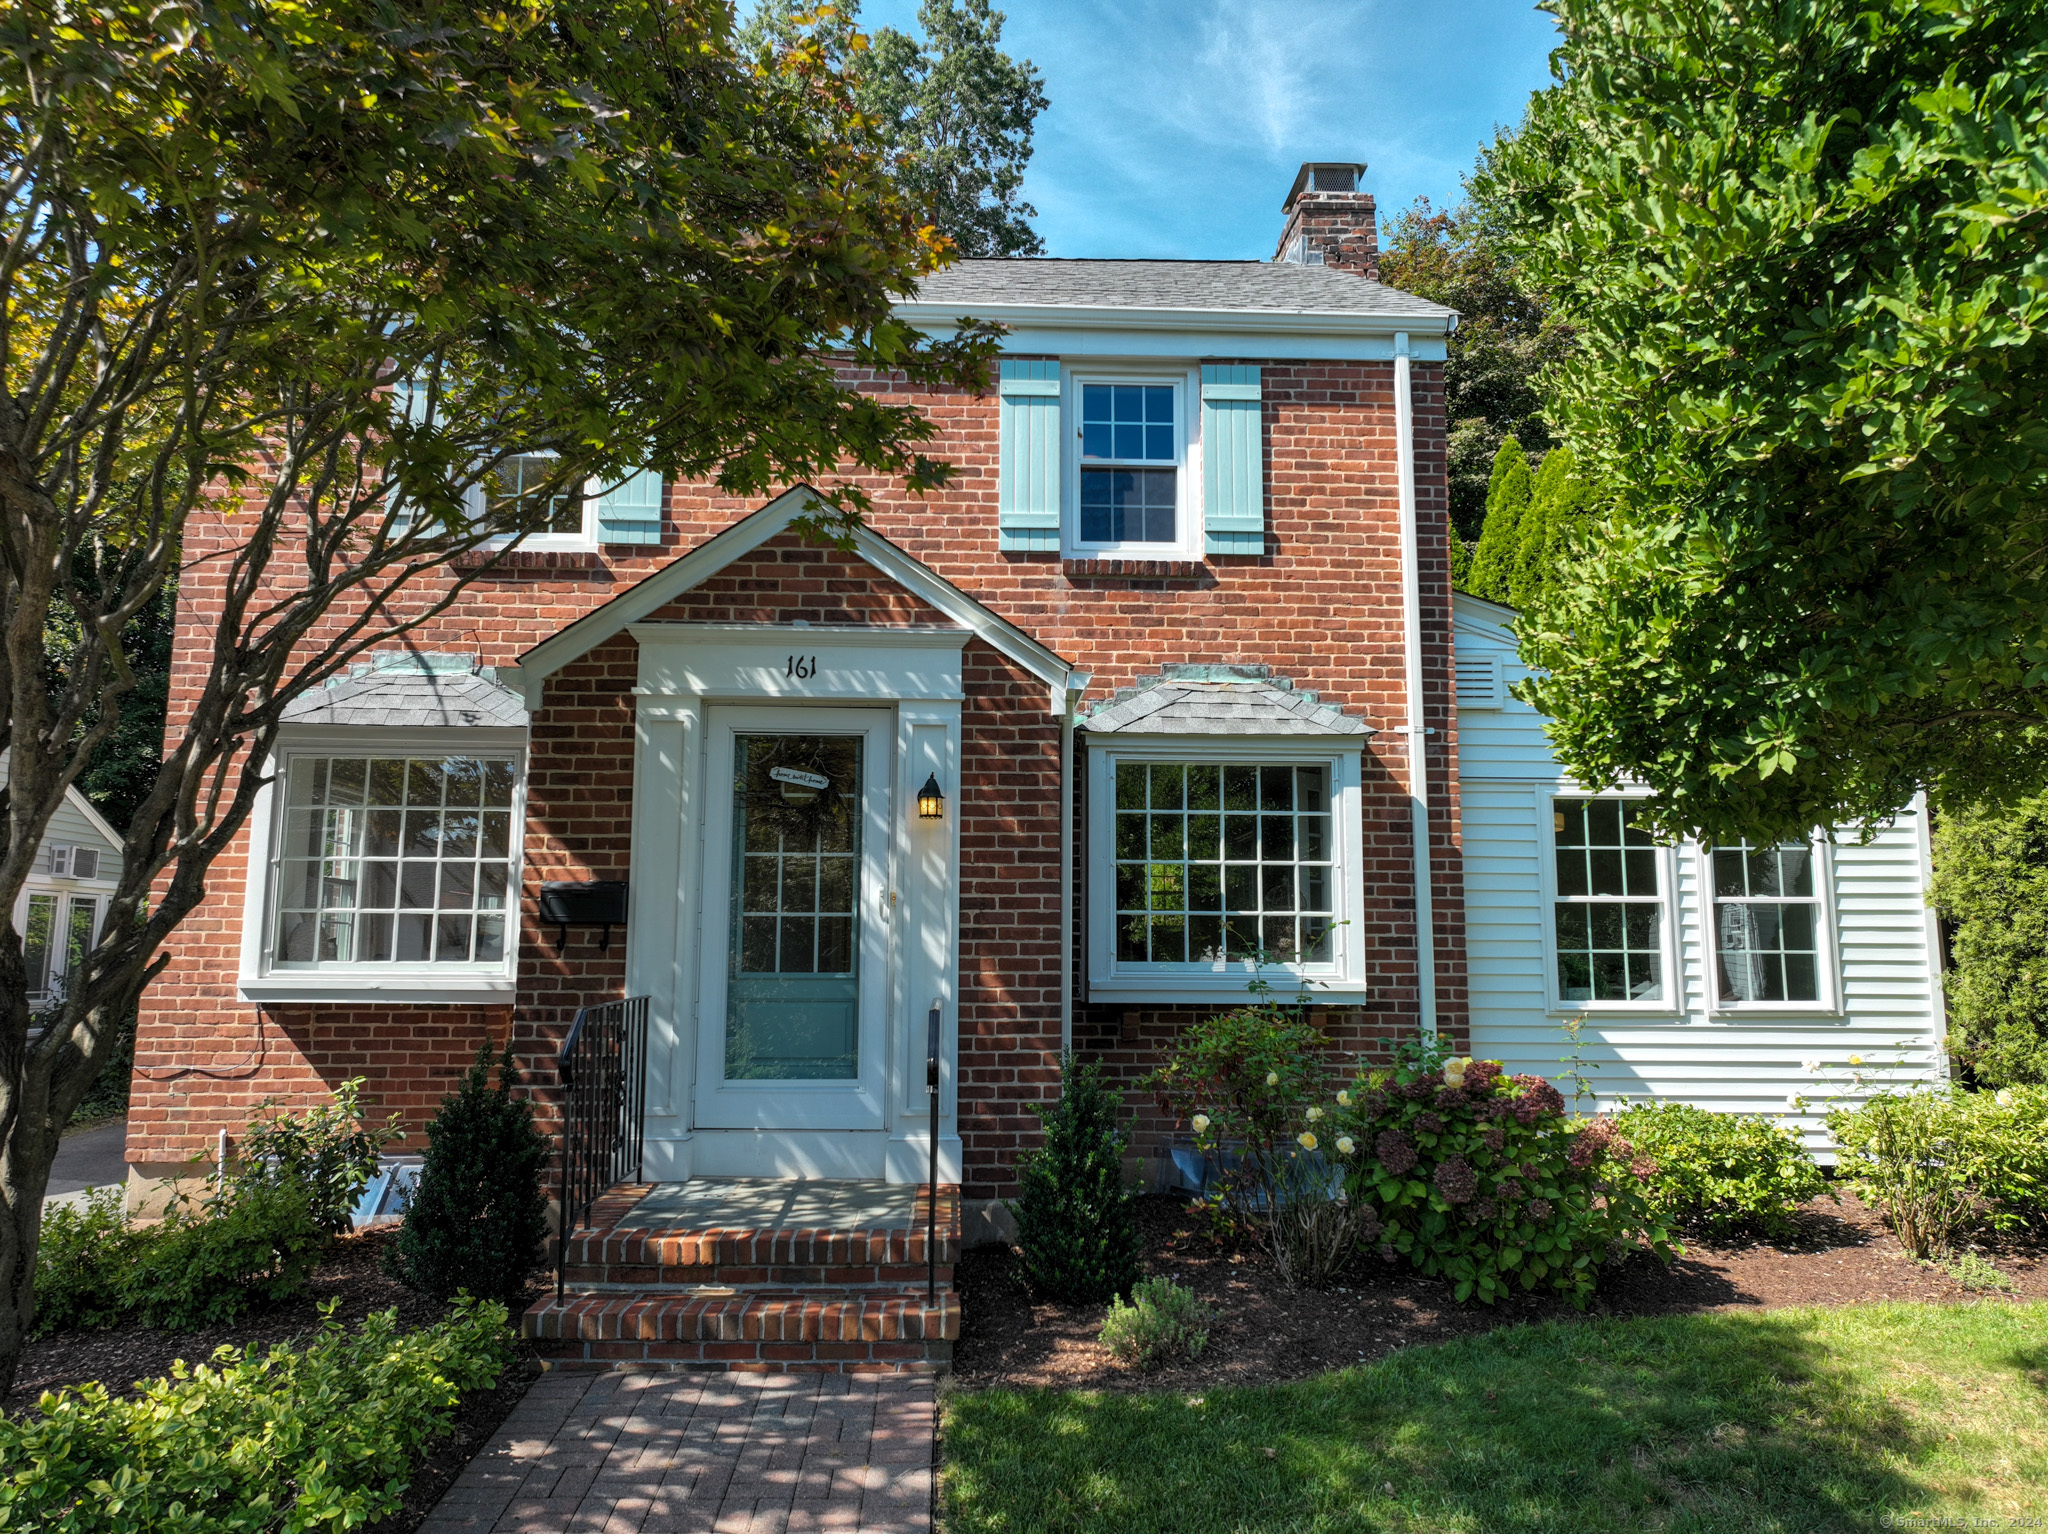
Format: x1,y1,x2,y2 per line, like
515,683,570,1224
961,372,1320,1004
132,1181,327,1331
1829,1085,2048,1256
1099,1277,1211,1369
32,1188,154,1336
1614,1102,1830,1239
1260,1142,1382,1289
232,1076,404,1236
1147,981,1329,1224
1930,792,2048,1087
0,1299,510,1532
390,1043,551,1305
1329,1050,1675,1306
1007,1055,1141,1304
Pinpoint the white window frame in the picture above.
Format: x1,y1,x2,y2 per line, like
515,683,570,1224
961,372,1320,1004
15,887,107,1006
1695,836,1843,1016
1062,365,1204,560
1535,783,1683,1017
461,450,601,551
1086,737,1368,1004
237,726,527,1004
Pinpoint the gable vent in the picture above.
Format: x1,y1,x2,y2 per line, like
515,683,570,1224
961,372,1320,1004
1456,651,1505,709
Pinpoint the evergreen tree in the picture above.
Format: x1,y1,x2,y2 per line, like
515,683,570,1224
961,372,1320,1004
1931,797,2048,1087
1465,438,1532,603
1507,448,1594,611
391,1044,551,1306
1006,1057,1140,1304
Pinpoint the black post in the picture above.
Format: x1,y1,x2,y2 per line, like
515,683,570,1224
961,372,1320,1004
926,1001,941,1305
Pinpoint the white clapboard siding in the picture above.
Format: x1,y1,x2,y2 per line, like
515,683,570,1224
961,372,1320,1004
1452,594,1947,1155
0,752,121,865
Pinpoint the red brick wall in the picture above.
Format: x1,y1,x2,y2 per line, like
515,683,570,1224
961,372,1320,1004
132,356,1462,1203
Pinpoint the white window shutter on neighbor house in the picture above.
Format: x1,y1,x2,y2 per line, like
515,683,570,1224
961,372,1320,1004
1201,365,1264,556
998,359,1061,552
595,468,665,546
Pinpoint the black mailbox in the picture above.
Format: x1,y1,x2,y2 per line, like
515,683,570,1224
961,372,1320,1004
537,880,629,953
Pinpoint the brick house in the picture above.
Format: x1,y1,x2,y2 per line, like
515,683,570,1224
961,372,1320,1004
125,161,1466,1362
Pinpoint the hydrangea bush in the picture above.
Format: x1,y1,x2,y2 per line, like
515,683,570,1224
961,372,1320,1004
1326,1051,1675,1307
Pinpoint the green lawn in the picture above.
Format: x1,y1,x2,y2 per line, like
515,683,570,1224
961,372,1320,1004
941,1303,2048,1533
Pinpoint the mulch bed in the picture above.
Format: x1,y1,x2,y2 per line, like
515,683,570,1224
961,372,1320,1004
952,1189,2048,1393
9,1226,543,1534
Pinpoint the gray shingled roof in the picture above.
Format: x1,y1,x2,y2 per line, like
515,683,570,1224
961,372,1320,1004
284,653,527,728
1082,665,1371,736
913,260,1456,321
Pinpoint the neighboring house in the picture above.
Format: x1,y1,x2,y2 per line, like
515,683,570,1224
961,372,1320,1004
0,754,122,1013
1454,591,1946,1147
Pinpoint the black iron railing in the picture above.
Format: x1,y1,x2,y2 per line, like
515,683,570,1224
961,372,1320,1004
555,995,650,1299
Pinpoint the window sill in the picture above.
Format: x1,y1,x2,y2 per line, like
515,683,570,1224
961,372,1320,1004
1091,973,1369,1006
450,548,608,573
1061,557,1209,583
238,974,516,1006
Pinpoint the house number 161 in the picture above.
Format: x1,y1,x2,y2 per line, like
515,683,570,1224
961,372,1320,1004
785,654,817,679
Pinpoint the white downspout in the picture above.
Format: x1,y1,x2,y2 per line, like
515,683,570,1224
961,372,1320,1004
1059,673,1090,1055
1394,331,1436,1040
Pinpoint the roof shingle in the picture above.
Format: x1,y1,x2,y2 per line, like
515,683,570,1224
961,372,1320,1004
912,259,1454,322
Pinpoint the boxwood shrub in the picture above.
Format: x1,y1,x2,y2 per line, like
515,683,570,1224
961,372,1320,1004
1614,1101,1829,1239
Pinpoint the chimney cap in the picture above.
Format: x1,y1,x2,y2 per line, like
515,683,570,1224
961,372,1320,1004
1283,161,1370,212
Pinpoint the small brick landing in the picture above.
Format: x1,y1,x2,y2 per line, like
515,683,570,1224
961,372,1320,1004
525,1179,962,1376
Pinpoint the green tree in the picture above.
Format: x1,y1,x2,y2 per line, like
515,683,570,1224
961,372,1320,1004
1006,1056,1140,1304
1930,797,2048,1088
1472,0,2048,844
1377,198,1572,552
0,0,994,1395
1464,438,1532,602
742,0,1047,256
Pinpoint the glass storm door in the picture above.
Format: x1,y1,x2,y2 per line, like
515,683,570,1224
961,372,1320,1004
695,708,890,1130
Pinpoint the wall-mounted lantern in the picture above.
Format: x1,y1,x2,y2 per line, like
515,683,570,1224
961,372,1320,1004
917,773,945,821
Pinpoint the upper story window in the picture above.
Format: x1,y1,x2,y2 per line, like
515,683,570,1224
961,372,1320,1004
479,452,590,543
1551,796,1667,1004
1711,838,1825,1005
1079,384,1180,546
267,751,520,970
997,360,1263,560
1069,372,1194,556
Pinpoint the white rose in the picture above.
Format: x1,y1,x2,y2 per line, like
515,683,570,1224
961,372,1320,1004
1306,1106,1324,1121
1336,1136,1356,1156
1803,1059,1823,1075
1297,1131,1318,1152
1336,1090,1352,1107
1266,1071,1280,1087
1191,1113,1211,1134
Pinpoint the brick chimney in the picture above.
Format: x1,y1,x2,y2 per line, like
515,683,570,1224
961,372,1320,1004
1274,161,1378,278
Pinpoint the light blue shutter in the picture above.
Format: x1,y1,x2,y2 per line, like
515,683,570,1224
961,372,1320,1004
998,360,1061,552
1201,365,1264,557
594,468,665,546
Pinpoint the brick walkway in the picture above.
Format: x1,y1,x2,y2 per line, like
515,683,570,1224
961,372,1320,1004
420,1370,935,1534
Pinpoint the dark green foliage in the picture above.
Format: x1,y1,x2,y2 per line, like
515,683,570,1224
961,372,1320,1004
1007,1056,1140,1304
1377,198,1572,549
1931,795,2048,1086
1466,438,1532,603
741,0,1048,256
391,1044,550,1306
1616,1101,1830,1239
33,1180,326,1337
133,1182,327,1331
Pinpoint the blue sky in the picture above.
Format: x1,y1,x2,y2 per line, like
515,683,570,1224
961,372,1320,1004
856,0,1563,259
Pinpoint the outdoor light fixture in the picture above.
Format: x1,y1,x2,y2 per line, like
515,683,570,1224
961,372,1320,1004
917,774,945,820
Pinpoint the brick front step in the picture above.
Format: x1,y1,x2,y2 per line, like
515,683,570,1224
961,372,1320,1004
523,1286,958,1374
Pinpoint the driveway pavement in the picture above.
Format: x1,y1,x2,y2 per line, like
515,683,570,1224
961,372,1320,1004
46,1117,127,1207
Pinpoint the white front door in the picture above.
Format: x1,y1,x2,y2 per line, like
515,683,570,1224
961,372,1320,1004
693,706,892,1131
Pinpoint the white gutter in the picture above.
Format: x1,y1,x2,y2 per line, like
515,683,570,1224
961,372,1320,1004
1394,332,1437,1040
